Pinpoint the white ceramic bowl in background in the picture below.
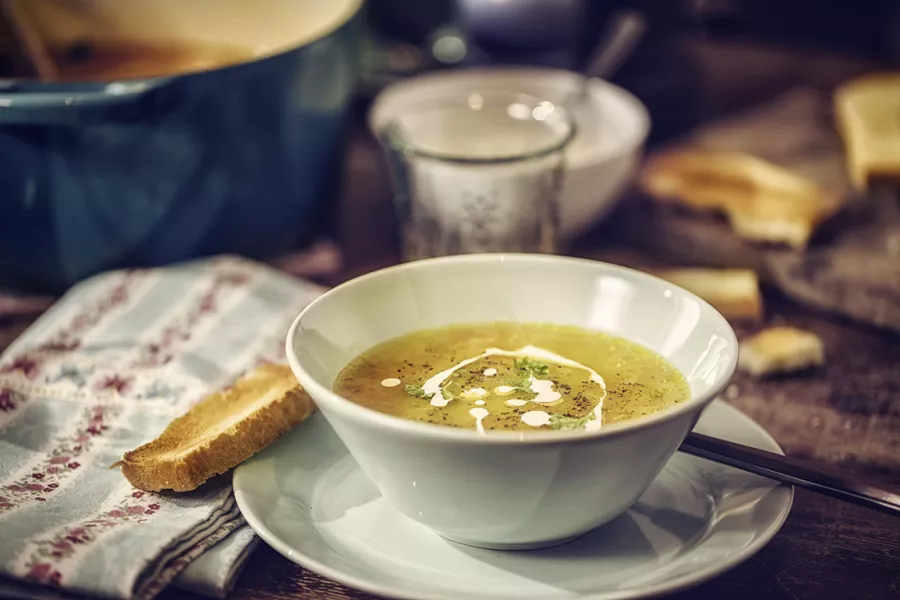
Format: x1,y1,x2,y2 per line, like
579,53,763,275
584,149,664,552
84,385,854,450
286,254,738,550
368,68,651,241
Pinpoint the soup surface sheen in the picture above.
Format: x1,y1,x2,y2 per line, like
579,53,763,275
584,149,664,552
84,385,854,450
333,322,690,433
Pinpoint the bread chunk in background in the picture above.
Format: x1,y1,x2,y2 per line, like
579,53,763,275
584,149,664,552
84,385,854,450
653,268,763,322
113,364,314,492
738,327,825,377
834,73,900,191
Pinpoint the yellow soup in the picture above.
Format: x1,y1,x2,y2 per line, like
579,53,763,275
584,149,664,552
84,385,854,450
334,322,691,433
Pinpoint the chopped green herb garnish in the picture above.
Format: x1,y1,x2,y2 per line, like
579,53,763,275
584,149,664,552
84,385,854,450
504,377,537,400
443,381,463,399
505,378,534,394
404,384,433,399
548,412,595,431
515,357,549,377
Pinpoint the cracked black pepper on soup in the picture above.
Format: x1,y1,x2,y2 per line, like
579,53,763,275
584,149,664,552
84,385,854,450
333,322,690,433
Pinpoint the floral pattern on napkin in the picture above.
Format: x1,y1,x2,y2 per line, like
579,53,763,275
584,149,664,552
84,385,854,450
0,256,323,599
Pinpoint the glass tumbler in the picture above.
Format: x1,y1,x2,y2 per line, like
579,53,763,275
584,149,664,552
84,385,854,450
379,91,576,260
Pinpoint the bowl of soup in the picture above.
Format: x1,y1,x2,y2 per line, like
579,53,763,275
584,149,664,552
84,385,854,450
286,254,739,549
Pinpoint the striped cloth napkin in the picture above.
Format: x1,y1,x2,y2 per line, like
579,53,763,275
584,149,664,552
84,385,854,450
0,256,323,599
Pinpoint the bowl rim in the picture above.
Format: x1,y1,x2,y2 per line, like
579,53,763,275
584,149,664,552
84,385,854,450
367,66,650,169
285,254,739,447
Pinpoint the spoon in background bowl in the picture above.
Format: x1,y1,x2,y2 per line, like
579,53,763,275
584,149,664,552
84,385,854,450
563,9,647,111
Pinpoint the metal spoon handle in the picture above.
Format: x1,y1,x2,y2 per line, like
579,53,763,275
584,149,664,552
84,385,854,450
564,10,646,111
681,432,900,517
582,10,647,81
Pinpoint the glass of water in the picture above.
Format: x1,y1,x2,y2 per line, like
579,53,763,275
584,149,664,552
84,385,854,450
379,90,576,261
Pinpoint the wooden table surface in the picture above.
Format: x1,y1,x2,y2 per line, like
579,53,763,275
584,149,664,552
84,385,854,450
2,40,898,600
242,130,900,599
228,136,900,600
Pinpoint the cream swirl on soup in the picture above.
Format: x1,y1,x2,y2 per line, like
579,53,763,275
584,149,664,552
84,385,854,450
334,322,689,433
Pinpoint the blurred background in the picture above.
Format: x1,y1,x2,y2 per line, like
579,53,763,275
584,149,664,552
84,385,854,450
0,0,898,298
361,0,899,138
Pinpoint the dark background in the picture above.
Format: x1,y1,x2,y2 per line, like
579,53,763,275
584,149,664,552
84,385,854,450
364,0,900,142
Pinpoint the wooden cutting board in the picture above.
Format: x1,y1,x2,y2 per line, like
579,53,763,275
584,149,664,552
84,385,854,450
616,88,900,333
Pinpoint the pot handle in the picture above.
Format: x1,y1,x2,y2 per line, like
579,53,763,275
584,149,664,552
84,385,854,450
0,77,181,126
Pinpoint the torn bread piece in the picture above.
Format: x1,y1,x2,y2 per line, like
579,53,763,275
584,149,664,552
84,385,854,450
654,268,763,321
834,73,900,191
738,327,825,377
113,363,314,492
641,150,843,248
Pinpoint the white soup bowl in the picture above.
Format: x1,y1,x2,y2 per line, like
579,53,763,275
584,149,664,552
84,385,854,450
286,254,738,549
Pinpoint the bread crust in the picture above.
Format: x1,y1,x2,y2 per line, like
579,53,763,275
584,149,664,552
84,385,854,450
113,364,314,492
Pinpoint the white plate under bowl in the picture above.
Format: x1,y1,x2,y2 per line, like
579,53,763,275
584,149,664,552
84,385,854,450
368,67,650,241
234,400,792,600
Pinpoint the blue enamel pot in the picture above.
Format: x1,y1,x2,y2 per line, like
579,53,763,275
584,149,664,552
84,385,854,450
0,0,362,293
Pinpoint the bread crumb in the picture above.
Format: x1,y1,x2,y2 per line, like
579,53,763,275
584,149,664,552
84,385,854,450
738,327,825,377
654,268,763,321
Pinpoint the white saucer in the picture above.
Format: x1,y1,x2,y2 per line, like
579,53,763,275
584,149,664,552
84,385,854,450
234,400,793,600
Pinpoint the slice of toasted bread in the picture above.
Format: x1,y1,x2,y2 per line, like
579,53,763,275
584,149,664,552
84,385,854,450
113,364,314,492
641,150,843,248
738,326,825,377
653,268,763,321
834,73,900,191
